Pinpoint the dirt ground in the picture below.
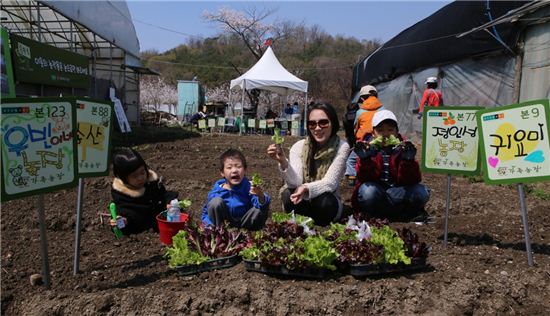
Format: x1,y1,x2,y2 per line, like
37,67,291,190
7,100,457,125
2,133,549,315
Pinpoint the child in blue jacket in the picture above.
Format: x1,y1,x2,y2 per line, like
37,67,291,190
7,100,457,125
201,149,270,230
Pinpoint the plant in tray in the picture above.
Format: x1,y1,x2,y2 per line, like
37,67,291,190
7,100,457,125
398,227,430,258
165,222,250,268
241,214,338,271
165,231,209,268
327,215,411,265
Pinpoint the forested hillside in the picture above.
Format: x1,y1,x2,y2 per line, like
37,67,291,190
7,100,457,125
139,8,381,113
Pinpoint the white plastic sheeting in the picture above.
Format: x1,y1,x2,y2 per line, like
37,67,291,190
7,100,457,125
42,0,140,58
519,6,550,101
363,55,516,137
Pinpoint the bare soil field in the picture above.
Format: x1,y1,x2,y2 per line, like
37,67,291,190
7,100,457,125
2,133,549,315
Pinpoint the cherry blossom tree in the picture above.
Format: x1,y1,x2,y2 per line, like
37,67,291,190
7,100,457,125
140,76,178,124
203,6,278,60
203,7,298,116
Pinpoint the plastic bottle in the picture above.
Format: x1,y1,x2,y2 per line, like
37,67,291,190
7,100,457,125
166,199,181,222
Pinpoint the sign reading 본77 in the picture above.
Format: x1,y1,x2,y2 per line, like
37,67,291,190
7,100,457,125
1,98,78,201
477,99,550,184
422,107,482,175
76,99,113,177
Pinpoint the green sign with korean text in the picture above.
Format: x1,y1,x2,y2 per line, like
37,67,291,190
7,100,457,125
11,33,90,89
1,98,78,202
477,99,550,185
421,106,482,175
1,27,16,98
198,119,206,129
76,99,113,177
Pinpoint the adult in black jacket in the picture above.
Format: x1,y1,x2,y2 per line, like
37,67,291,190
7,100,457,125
111,149,177,235
343,102,359,146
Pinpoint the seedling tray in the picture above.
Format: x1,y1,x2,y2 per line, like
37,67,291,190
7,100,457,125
175,255,241,276
243,260,330,279
348,257,428,277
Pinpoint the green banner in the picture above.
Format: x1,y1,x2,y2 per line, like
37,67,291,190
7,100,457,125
1,27,16,98
11,33,90,89
1,97,78,202
477,99,550,185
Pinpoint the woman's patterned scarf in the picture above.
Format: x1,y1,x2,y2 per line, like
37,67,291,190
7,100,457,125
301,134,340,182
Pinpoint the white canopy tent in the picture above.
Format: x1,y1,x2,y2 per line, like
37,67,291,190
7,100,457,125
229,46,308,134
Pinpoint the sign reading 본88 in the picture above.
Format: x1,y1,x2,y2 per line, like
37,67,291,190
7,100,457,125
1,98,78,201
477,99,550,184
76,99,113,177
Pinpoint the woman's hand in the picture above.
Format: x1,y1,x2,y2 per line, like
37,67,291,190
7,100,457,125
267,144,288,169
290,185,308,204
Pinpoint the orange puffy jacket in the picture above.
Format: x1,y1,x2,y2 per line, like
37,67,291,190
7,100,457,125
354,96,383,140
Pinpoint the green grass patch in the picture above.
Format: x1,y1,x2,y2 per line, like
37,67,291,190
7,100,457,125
524,184,550,201
463,174,484,183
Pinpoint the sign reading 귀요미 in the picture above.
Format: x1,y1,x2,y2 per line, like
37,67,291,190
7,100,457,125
477,99,550,184
76,99,113,177
1,98,78,201
422,106,482,175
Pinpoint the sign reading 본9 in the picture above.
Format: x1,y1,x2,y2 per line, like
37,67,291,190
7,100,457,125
1,98,78,201
76,99,113,177
422,107,482,175
477,99,550,184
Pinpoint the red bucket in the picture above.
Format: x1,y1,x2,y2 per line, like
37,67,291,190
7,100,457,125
156,211,189,245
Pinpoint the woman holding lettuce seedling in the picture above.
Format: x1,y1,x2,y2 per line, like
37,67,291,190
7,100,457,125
351,110,430,222
267,103,350,226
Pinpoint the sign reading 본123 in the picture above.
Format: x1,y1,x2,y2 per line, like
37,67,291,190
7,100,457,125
1,98,78,201
422,107,482,175
76,99,113,177
477,99,550,184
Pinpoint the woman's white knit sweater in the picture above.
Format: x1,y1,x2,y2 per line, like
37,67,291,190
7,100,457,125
279,138,350,200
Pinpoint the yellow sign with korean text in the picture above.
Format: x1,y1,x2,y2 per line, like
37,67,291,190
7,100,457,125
1,98,78,201
76,99,113,177
477,99,550,184
422,106,482,175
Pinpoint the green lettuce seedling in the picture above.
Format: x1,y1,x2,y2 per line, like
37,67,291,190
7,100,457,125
272,128,285,145
178,199,192,210
369,135,400,148
251,173,264,186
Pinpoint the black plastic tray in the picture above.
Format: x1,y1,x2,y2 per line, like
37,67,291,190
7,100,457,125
175,255,241,276
348,257,428,277
243,260,331,279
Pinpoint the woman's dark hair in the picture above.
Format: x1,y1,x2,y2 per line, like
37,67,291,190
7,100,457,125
219,148,247,171
306,102,340,140
305,103,340,178
427,82,438,89
112,148,148,183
